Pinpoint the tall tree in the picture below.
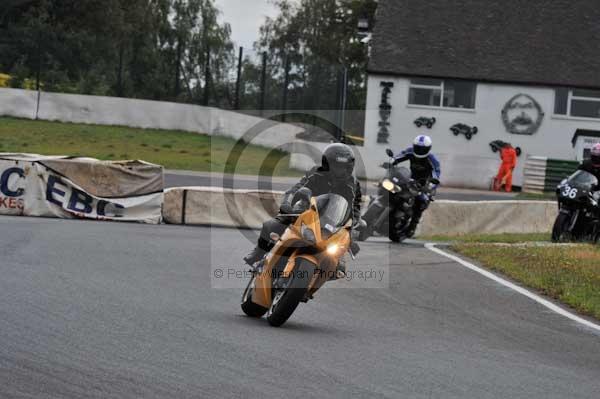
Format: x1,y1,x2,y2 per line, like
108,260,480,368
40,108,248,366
254,0,377,110
0,0,234,104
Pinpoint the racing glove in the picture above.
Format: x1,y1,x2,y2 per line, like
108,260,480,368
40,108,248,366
279,192,294,214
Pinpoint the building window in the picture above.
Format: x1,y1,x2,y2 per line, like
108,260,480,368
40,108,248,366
408,79,476,109
554,88,600,119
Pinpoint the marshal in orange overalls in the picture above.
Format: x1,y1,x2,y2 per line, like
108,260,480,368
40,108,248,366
494,146,517,192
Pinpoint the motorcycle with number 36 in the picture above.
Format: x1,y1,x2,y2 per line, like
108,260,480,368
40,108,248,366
552,170,600,243
241,189,358,327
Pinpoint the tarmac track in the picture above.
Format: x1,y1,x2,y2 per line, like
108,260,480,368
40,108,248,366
0,217,598,398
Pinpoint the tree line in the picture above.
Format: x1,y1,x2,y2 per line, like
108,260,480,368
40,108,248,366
0,0,377,111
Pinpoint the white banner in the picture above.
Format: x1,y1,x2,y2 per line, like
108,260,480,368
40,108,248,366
0,156,163,224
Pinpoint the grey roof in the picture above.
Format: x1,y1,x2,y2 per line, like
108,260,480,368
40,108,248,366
369,0,600,89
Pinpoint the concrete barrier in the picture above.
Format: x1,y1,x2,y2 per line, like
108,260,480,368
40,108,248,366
418,200,557,236
0,88,37,119
163,187,284,229
163,187,558,235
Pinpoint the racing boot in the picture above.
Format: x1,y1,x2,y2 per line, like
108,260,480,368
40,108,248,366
243,247,266,267
405,215,421,238
328,259,347,280
243,237,273,269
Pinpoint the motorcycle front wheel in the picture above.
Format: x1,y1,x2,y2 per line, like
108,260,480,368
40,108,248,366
241,274,268,318
266,258,315,327
552,211,571,242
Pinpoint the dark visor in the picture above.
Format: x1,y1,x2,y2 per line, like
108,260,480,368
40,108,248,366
414,145,430,156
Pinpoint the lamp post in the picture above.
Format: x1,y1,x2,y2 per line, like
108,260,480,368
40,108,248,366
357,17,369,36
357,16,372,47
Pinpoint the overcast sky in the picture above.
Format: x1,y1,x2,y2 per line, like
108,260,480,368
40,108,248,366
214,0,279,50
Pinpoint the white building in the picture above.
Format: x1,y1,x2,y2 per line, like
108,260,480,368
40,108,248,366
362,0,600,189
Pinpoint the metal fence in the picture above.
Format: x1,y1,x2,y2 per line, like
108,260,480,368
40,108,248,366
232,47,366,142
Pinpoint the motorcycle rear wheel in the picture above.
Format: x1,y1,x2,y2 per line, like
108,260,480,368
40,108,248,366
266,259,315,327
388,214,406,243
388,229,402,243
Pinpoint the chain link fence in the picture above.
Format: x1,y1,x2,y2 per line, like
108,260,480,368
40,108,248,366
234,47,366,143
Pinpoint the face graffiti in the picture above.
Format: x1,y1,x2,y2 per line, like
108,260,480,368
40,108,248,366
501,93,545,135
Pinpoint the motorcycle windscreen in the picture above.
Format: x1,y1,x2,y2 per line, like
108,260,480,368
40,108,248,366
390,166,412,184
315,194,351,236
567,170,599,188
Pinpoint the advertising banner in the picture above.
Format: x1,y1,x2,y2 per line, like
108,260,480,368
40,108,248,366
0,154,163,224
0,159,26,216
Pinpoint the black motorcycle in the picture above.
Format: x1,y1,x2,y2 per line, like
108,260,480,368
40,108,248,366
357,149,439,243
552,170,600,243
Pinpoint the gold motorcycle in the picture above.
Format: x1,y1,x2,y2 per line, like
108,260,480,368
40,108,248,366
241,192,356,327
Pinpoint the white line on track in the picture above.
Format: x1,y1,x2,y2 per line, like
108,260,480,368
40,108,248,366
425,243,600,334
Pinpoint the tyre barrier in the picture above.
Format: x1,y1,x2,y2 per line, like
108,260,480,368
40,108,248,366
163,187,558,236
523,155,579,194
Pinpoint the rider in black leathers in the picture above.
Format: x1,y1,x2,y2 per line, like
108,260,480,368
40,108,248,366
578,143,600,182
244,143,362,266
578,143,600,207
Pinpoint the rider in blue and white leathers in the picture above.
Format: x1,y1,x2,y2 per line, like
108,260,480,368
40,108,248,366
391,135,441,237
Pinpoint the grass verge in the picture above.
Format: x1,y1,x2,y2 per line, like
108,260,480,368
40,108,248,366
420,232,551,243
0,117,302,176
452,243,600,320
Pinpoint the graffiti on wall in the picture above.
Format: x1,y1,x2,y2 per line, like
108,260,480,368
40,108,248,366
450,123,478,140
377,81,394,143
501,93,544,135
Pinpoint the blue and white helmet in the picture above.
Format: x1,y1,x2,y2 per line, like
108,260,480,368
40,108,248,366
413,135,432,158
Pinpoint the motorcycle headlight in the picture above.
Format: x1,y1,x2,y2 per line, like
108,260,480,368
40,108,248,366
381,179,395,192
301,223,316,243
321,223,337,239
326,243,340,255
557,179,567,190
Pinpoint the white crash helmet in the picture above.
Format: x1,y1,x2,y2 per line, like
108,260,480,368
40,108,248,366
413,135,432,158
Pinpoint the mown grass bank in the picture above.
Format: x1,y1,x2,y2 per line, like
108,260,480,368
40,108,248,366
0,117,301,176
420,233,551,243
451,242,600,320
